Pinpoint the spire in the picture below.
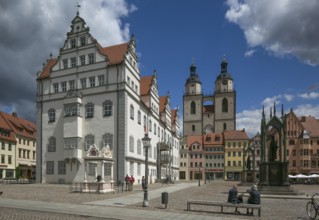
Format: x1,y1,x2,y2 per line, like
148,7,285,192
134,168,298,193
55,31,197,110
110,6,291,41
270,107,273,118
274,102,276,116
190,59,196,76
221,55,228,73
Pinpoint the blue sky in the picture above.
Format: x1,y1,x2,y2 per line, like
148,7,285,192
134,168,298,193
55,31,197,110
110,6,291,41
0,0,318,137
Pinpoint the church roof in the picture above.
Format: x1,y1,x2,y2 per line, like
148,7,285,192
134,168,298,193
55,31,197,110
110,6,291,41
186,63,201,85
216,59,233,81
223,130,249,140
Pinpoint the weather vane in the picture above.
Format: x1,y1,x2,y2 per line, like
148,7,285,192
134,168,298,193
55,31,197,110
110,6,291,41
77,2,81,15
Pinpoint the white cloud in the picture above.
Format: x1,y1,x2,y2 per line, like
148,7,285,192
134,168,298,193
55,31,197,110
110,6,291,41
261,95,281,107
244,49,255,57
298,92,319,100
0,0,136,121
225,0,319,65
283,94,294,102
294,104,319,118
236,109,262,138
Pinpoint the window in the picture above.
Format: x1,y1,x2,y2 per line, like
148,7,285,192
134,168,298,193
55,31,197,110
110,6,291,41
46,161,54,175
130,162,134,175
149,120,152,132
137,111,141,124
103,100,112,116
1,155,4,163
154,124,156,134
53,83,59,93
85,102,94,118
48,137,56,152
190,101,196,114
80,36,86,46
129,136,134,153
104,163,112,176
192,125,195,132
81,78,87,89
233,152,236,157
58,161,66,175
48,108,55,122
61,81,67,92
292,150,296,156
70,39,76,48
223,123,227,131
71,57,76,67
80,55,85,66
102,133,113,150
137,139,142,155
64,138,79,149
89,77,95,87
130,105,134,120
289,140,295,145
222,98,228,112
8,144,11,151
85,135,94,150
233,161,236,166
63,59,68,69
292,160,296,167
89,53,94,64
69,80,75,90
8,156,12,164
64,104,80,117
88,163,96,176
98,75,104,86
143,115,147,130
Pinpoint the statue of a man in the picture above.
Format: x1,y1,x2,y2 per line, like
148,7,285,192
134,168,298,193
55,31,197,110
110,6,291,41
270,136,278,161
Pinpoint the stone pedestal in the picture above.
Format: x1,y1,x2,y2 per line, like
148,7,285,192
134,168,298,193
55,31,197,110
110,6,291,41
259,161,289,186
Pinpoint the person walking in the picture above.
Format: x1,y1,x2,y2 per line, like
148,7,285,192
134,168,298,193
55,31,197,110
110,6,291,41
247,185,260,215
228,185,240,214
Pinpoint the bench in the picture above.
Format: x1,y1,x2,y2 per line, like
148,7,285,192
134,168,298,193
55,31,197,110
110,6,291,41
186,200,261,217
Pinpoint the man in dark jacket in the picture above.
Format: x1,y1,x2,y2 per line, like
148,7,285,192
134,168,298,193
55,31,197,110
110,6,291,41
228,185,240,214
247,185,260,215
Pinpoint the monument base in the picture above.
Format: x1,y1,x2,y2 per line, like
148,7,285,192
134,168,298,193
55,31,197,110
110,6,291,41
259,161,289,186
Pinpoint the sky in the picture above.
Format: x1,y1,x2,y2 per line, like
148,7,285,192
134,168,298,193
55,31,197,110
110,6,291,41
0,0,318,138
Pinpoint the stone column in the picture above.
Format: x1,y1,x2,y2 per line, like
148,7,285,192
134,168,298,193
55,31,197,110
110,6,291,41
101,161,105,182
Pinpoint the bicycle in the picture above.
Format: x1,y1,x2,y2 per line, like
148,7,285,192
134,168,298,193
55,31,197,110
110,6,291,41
306,193,319,219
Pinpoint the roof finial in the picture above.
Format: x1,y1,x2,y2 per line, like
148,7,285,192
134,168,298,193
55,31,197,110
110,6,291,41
192,57,195,65
77,2,81,16
223,54,226,61
153,69,157,78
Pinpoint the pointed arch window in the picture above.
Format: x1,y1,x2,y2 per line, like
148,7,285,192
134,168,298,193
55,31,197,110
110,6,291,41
190,101,196,114
48,137,56,152
222,98,228,112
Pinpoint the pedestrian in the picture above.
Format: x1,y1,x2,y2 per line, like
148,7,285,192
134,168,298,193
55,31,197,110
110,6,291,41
247,185,260,215
228,185,240,214
124,174,129,191
141,176,145,191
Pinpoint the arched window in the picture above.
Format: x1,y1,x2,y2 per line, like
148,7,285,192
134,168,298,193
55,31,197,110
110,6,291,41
48,108,56,122
149,120,152,132
137,139,142,155
137,111,141,124
103,100,112,116
222,98,228,112
102,133,113,150
85,102,94,118
129,136,134,152
143,115,147,130
130,105,134,120
190,101,196,114
192,125,195,132
223,123,227,131
48,137,56,152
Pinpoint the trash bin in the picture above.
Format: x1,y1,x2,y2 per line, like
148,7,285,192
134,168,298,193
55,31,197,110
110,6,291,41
161,192,168,208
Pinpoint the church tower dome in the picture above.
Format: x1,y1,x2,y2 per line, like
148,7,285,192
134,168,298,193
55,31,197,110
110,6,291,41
185,62,202,95
215,57,234,93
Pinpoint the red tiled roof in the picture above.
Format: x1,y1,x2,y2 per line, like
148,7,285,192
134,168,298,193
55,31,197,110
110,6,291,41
0,113,16,142
223,130,249,140
37,58,58,79
300,116,319,137
140,75,154,96
159,96,168,113
187,135,203,147
99,42,129,65
171,109,177,125
204,132,223,145
0,112,36,140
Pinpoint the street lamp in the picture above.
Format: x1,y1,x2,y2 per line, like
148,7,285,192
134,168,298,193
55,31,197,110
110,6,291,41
142,133,151,207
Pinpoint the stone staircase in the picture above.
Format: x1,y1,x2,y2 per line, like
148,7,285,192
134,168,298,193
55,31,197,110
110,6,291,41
258,186,304,195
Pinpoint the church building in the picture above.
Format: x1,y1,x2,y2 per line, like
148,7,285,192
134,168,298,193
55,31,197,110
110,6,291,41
36,13,180,185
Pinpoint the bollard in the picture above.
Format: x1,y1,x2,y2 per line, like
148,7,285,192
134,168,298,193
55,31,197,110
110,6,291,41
161,192,168,208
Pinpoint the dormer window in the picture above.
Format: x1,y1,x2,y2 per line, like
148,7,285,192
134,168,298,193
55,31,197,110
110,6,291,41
70,39,76,48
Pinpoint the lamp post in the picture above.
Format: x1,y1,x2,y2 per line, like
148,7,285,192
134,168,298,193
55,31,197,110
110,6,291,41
198,164,201,186
142,133,151,207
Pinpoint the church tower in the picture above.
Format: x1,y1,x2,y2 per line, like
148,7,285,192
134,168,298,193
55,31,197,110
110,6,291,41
214,58,236,132
183,63,203,136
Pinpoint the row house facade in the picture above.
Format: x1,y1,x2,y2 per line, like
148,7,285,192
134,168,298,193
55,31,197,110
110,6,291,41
0,111,36,179
36,13,180,184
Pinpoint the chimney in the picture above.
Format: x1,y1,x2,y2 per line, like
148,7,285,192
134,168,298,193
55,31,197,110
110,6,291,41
12,112,18,117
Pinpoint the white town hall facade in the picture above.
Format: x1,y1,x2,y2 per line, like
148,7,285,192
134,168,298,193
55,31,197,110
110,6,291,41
36,13,180,185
